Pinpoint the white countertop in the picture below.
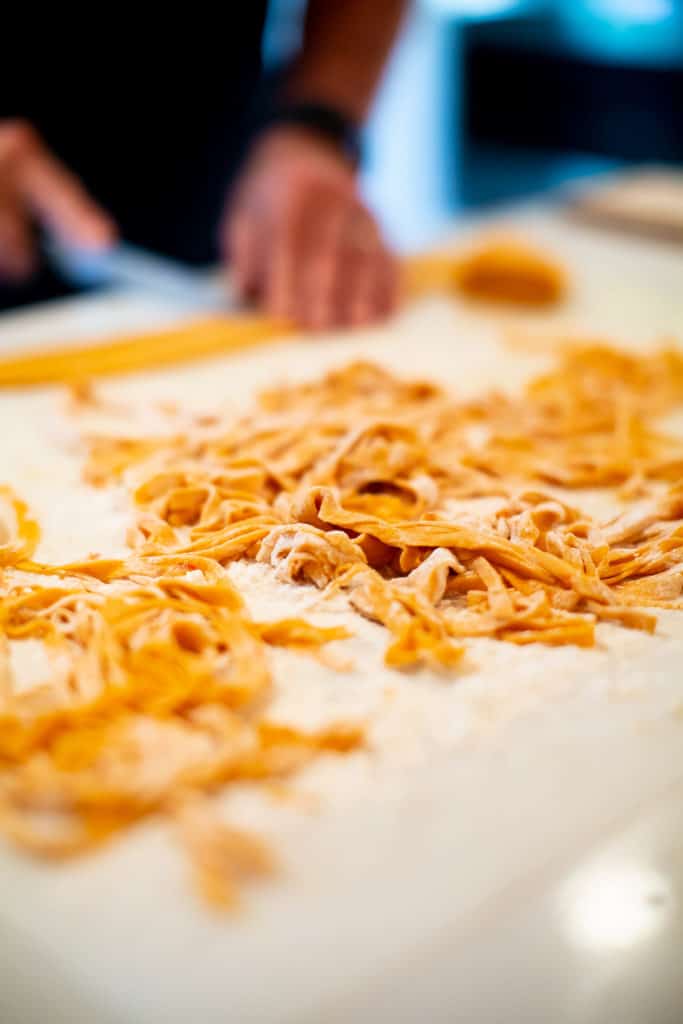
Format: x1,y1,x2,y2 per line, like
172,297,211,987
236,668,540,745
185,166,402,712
1,210,682,1024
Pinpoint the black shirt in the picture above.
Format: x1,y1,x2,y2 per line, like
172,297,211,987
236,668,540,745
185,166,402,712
1,8,269,267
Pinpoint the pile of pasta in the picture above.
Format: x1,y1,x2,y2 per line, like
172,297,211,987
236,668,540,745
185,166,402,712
1,341,683,905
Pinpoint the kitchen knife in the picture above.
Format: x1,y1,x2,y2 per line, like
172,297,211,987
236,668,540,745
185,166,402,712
44,236,232,312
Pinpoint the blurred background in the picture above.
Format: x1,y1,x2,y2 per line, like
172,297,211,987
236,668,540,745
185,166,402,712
3,0,681,315
267,0,683,249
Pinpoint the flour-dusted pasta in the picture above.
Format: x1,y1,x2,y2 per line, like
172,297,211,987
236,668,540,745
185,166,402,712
1,341,682,906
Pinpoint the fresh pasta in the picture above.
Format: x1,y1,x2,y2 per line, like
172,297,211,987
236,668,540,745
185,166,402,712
1,339,682,906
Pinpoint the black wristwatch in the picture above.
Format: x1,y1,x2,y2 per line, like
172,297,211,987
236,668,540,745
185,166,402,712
253,101,363,167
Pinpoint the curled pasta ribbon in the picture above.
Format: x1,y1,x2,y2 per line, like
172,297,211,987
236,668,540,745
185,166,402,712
2,339,683,907
0,486,40,567
0,562,362,904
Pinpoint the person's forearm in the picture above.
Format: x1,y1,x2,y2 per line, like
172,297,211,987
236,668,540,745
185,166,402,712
284,0,407,124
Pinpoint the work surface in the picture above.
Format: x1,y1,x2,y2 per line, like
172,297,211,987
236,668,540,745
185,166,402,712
1,210,682,1024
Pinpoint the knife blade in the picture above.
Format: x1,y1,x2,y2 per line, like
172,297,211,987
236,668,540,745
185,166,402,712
44,237,232,312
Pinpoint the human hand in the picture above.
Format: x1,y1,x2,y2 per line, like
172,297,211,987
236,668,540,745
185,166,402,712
222,127,398,330
0,120,116,281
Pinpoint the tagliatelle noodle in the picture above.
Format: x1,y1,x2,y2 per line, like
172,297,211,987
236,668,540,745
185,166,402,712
1,341,683,906
0,487,40,567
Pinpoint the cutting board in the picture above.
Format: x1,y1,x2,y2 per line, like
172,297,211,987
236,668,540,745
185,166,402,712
1,209,682,1024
